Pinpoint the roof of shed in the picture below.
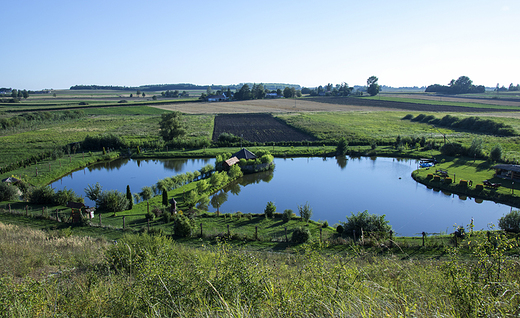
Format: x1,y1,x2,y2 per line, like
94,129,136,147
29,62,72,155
232,148,257,160
493,164,520,173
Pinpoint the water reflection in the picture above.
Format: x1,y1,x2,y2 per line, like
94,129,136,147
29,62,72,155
336,156,348,169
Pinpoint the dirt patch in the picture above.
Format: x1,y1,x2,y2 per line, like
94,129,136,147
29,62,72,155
212,113,316,143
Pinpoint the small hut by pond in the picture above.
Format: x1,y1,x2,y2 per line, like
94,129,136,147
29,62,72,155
223,148,257,169
492,164,520,181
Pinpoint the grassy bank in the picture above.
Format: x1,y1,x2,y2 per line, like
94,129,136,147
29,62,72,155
412,156,520,208
1,221,519,317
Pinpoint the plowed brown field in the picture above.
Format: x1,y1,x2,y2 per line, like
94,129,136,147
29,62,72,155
212,113,316,143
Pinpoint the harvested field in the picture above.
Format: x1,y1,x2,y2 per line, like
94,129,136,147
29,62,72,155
212,113,316,143
152,96,520,114
385,93,520,107
152,98,392,114
304,97,520,113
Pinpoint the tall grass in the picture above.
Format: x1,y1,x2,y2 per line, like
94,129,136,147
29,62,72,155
1,223,519,317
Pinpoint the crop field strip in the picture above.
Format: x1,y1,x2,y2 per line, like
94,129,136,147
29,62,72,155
152,96,520,115
212,113,317,143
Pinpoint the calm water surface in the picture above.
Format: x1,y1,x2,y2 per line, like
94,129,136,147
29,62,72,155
51,156,512,236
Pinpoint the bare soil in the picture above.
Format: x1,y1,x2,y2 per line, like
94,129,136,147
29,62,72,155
212,113,316,143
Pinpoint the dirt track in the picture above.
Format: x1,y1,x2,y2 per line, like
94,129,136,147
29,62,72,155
152,97,520,115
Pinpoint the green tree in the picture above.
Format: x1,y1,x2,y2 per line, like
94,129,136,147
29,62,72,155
96,190,129,212
490,144,503,162
264,201,276,218
0,183,19,201
367,76,380,96
283,87,293,98
499,210,520,233
140,186,153,201
126,185,133,210
468,138,483,158
159,112,186,141
297,202,313,222
142,92,145,98
336,137,349,155
84,182,102,201
162,189,168,207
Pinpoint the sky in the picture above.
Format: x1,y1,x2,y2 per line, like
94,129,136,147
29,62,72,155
1,0,519,90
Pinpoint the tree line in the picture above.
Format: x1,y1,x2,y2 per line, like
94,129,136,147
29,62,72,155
425,76,485,94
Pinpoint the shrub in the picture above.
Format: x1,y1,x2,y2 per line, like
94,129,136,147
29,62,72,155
28,185,55,204
298,202,313,222
433,175,441,182
322,220,329,228
444,177,452,184
0,183,19,201
402,114,414,120
475,184,484,191
291,227,311,244
145,211,155,221
459,180,468,188
440,142,465,156
282,209,293,222
336,224,344,234
490,144,503,162
173,214,193,237
96,190,129,212
499,210,520,233
264,201,276,218
341,210,391,239
426,174,433,179
54,187,83,206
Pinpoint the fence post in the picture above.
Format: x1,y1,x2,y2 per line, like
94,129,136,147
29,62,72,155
25,205,28,216
123,216,126,230
227,224,230,237
255,226,258,240
56,209,59,221
422,231,426,247
8,204,11,213
42,207,45,216
200,223,203,237
285,227,288,242
99,214,101,226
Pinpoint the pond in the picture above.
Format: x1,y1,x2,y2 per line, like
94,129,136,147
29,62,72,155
50,156,513,236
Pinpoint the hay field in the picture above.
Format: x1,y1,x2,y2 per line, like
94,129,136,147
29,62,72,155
151,98,395,114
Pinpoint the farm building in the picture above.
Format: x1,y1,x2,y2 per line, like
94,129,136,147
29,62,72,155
207,94,228,102
492,164,520,181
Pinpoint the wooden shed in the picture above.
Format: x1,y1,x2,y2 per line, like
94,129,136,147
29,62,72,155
492,164,520,181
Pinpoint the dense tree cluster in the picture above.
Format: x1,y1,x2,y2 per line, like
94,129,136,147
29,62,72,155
425,76,485,94
161,90,189,98
304,83,353,97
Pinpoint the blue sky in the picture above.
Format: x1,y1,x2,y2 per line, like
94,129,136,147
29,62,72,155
2,0,518,90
